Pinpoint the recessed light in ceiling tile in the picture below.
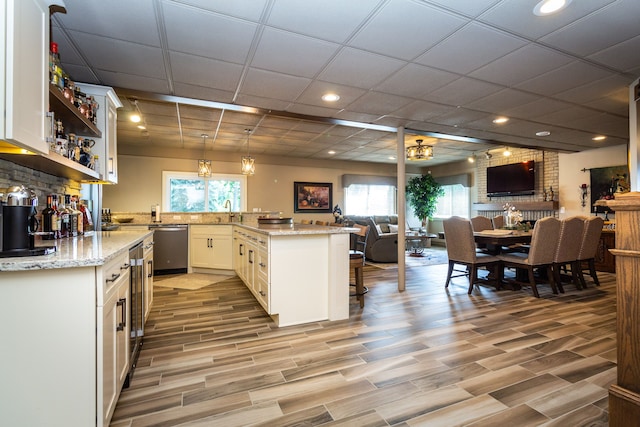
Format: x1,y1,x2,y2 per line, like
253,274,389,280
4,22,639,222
493,117,509,124
592,135,606,141
534,0,572,16
536,131,551,136
328,150,336,154
321,93,340,102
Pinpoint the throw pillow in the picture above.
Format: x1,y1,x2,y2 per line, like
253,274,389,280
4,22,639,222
388,224,398,233
375,224,382,235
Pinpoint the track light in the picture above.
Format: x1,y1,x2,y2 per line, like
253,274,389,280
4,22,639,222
485,151,492,160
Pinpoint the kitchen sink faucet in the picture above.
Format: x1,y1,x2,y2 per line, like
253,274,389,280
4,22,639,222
224,199,234,222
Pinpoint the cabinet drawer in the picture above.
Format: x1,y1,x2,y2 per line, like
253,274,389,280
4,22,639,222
99,251,130,304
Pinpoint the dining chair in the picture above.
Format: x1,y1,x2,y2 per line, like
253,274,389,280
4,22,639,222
349,223,370,308
443,216,502,294
552,216,586,292
491,215,504,229
470,215,493,231
300,219,313,224
577,216,605,288
497,216,562,298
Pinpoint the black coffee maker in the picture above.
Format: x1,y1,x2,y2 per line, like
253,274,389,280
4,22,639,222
1,185,53,257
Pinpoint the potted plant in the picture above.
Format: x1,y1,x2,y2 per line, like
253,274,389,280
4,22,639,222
406,174,444,230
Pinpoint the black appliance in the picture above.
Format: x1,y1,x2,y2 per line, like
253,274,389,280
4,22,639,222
124,242,144,387
486,160,535,197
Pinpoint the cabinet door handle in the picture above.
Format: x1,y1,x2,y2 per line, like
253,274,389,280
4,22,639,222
259,291,266,296
259,262,266,267
121,263,130,270
249,249,254,264
116,298,126,331
239,243,244,256
147,260,153,278
106,273,120,283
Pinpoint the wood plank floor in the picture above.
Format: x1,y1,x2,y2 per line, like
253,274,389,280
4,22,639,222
110,257,615,426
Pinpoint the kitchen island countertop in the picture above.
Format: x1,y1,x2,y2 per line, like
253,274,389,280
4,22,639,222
0,230,153,272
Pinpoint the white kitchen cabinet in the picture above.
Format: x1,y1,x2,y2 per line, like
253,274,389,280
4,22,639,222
234,228,269,312
0,0,60,154
81,83,123,183
190,225,233,270
142,234,154,322
98,250,130,427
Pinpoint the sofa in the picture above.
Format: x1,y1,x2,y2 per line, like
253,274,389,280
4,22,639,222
345,215,399,263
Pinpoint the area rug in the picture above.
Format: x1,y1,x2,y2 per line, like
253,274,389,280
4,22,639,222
154,273,234,290
366,247,449,270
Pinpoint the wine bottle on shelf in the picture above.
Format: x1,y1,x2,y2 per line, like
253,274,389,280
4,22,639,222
42,195,56,240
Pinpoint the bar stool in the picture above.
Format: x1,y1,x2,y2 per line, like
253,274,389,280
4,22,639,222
349,223,369,308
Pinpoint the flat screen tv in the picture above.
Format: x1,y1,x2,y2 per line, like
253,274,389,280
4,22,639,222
486,160,535,197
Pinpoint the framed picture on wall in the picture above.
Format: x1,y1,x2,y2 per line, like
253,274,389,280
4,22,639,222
590,164,630,213
294,182,333,213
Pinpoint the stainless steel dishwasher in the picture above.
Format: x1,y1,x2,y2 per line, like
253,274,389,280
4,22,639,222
148,224,188,275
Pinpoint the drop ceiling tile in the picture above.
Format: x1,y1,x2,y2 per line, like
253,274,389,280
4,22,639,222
267,0,381,42
540,0,640,57
162,2,257,63
63,65,100,85
234,94,293,111
375,63,460,98
170,52,243,90
553,75,631,104
172,0,269,21
426,77,503,106
318,48,406,89
588,34,640,73
466,88,540,113
55,0,161,46
240,68,311,100
251,27,340,77
347,92,414,116
500,98,574,120
172,82,235,103
349,0,467,60
96,70,170,94
295,81,367,108
66,31,166,78
389,100,455,122
429,109,492,127
514,61,613,96
478,0,615,40
424,0,501,17
470,44,573,86
416,22,527,74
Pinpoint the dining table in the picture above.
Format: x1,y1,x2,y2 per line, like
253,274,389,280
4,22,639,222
473,229,533,255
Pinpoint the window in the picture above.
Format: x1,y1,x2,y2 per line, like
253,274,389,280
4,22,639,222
433,184,469,219
162,171,247,212
344,184,396,215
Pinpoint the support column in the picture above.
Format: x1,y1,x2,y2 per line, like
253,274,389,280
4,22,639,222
606,192,640,425
397,127,406,292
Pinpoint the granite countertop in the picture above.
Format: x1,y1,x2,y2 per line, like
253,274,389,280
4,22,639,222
0,230,152,272
235,223,355,235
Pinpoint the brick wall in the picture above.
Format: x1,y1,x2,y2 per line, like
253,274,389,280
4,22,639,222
0,158,82,209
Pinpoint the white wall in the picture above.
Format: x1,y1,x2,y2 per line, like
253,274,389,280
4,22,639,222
558,144,627,219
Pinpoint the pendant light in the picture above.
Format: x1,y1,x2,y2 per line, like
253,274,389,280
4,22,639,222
198,134,211,177
406,139,433,161
241,128,255,175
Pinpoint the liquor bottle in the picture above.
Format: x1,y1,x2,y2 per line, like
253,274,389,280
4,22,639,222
55,120,67,156
52,194,61,239
71,196,83,235
42,195,56,240
58,194,70,238
50,42,64,91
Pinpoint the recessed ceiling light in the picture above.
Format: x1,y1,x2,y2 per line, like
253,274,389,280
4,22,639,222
328,150,336,155
503,147,512,157
137,125,146,130
536,131,551,137
592,135,606,141
493,117,509,124
321,93,340,102
130,113,141,123
534,0,572,16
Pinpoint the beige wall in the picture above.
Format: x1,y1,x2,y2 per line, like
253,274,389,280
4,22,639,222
103,154,407,221
558,144,628,219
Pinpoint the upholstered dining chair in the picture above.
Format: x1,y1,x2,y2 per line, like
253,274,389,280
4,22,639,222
443,216,502,294
577,216,605,288
497,216,562,298
552,216,586,292
470,215,493,231
491,215,504,229
349,223,370,308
